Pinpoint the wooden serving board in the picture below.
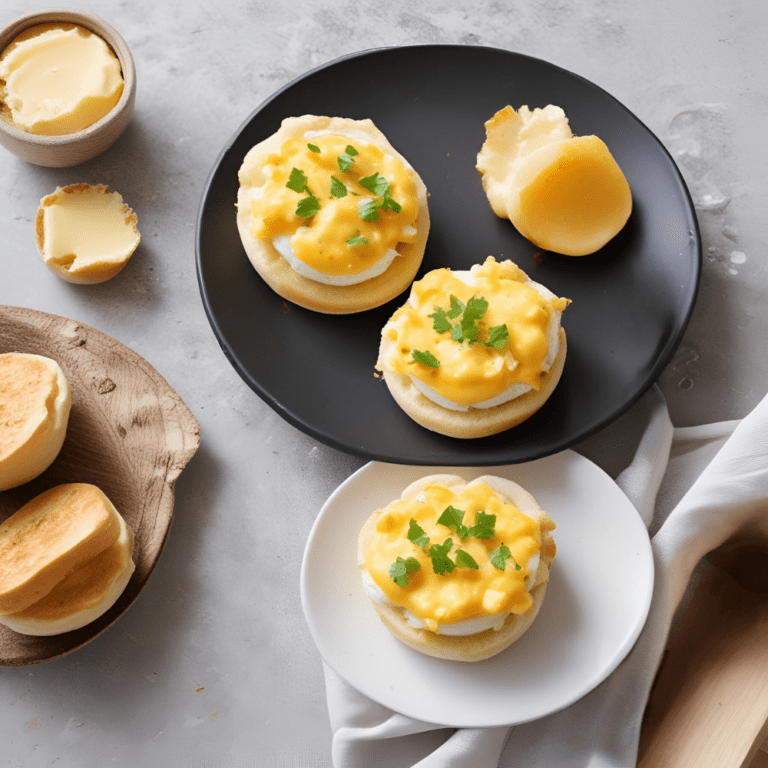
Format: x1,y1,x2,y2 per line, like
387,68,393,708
639,543,768,768
0,307,200,665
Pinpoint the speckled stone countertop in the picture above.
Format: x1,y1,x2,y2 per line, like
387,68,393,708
1,0,767,766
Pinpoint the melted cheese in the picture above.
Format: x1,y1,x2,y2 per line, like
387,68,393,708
380,257,569,406
364,481,542,631
0,24,124,136
248,134,419,281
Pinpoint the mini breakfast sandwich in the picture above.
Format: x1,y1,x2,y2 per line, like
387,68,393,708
0,352,71,491
476,105,632,256
375,256,570,438
0,484,135,636
358,474,556,662
35,184,141,284
236,115,430,313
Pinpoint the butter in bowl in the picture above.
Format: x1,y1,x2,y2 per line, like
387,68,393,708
0,9,136,167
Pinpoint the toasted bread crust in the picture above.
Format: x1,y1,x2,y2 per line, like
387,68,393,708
236,115,430,314
358,474,555,661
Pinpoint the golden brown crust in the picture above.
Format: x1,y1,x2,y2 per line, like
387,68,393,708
236,115,430,314
379,328,566,439
358,474,556,662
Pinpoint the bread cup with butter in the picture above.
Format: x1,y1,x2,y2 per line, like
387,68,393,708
236,115,430,313
375,256,570,438
0,483,135,636
358,474,556,662
0,352,71,491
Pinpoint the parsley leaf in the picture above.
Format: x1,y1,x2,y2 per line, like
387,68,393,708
411,349,440,368
447,295,465,319
407,519,430,550
358,198,380,222
490,544,520,571
346,235,368,246
437,506,469,539
337,150,357,172
295,193,321,218
455,549,480,569
330,176,348,198
286,167,309,194
359,172,390,197
466,511,496,540
429,306,453,334
389,556,421,587
428,538,455,575
381,191,402,213
484,324,509,350
307,143,321,153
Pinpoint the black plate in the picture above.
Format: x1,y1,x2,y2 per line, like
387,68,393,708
196,45,700,466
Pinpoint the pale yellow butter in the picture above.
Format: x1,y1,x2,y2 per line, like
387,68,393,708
0,24,124,136
36,184,140,284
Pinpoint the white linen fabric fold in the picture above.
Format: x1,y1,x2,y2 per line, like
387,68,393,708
323,384,768,768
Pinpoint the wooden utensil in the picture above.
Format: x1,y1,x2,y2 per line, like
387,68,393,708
0,307,200,665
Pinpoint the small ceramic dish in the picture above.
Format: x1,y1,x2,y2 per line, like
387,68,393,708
0,9,136,167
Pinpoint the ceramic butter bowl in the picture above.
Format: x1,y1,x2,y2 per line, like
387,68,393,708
0,9,136,167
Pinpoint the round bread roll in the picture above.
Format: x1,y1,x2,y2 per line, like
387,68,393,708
0,352,71,491
236,115,430,313
358,474,556,662
35,184,140,284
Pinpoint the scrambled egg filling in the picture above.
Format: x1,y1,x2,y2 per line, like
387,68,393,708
365,481,541,630
381,258,569,406
248,134,419,277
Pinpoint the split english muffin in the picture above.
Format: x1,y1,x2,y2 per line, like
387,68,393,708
236,115,430,313
358,474,556,662
0,352,71,491
0,484,135,636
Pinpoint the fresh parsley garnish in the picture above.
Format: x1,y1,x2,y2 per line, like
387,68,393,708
307,143,321,153
346,235,368,246
330,176,348,198
437,506,469,539
455,549,480,569
427,538,455,575
411,349,440,368
286,167,309,194
437,507,496,540
337,145,359,172
407,519,430,550
359,172,390,197
356,173,401,221
358,198,380,222
430,294,509,349
295,192,321,218
389,556,421,587
490,544,520,571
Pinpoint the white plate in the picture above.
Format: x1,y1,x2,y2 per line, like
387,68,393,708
300,451,654,727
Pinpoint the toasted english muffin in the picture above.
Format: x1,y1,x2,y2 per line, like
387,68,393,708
236,115,430,313
375,258,569,438
358,474,556,662
0,352,71,491
0,511,134,636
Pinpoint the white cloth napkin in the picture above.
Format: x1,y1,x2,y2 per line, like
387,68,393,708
323,383,768,768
